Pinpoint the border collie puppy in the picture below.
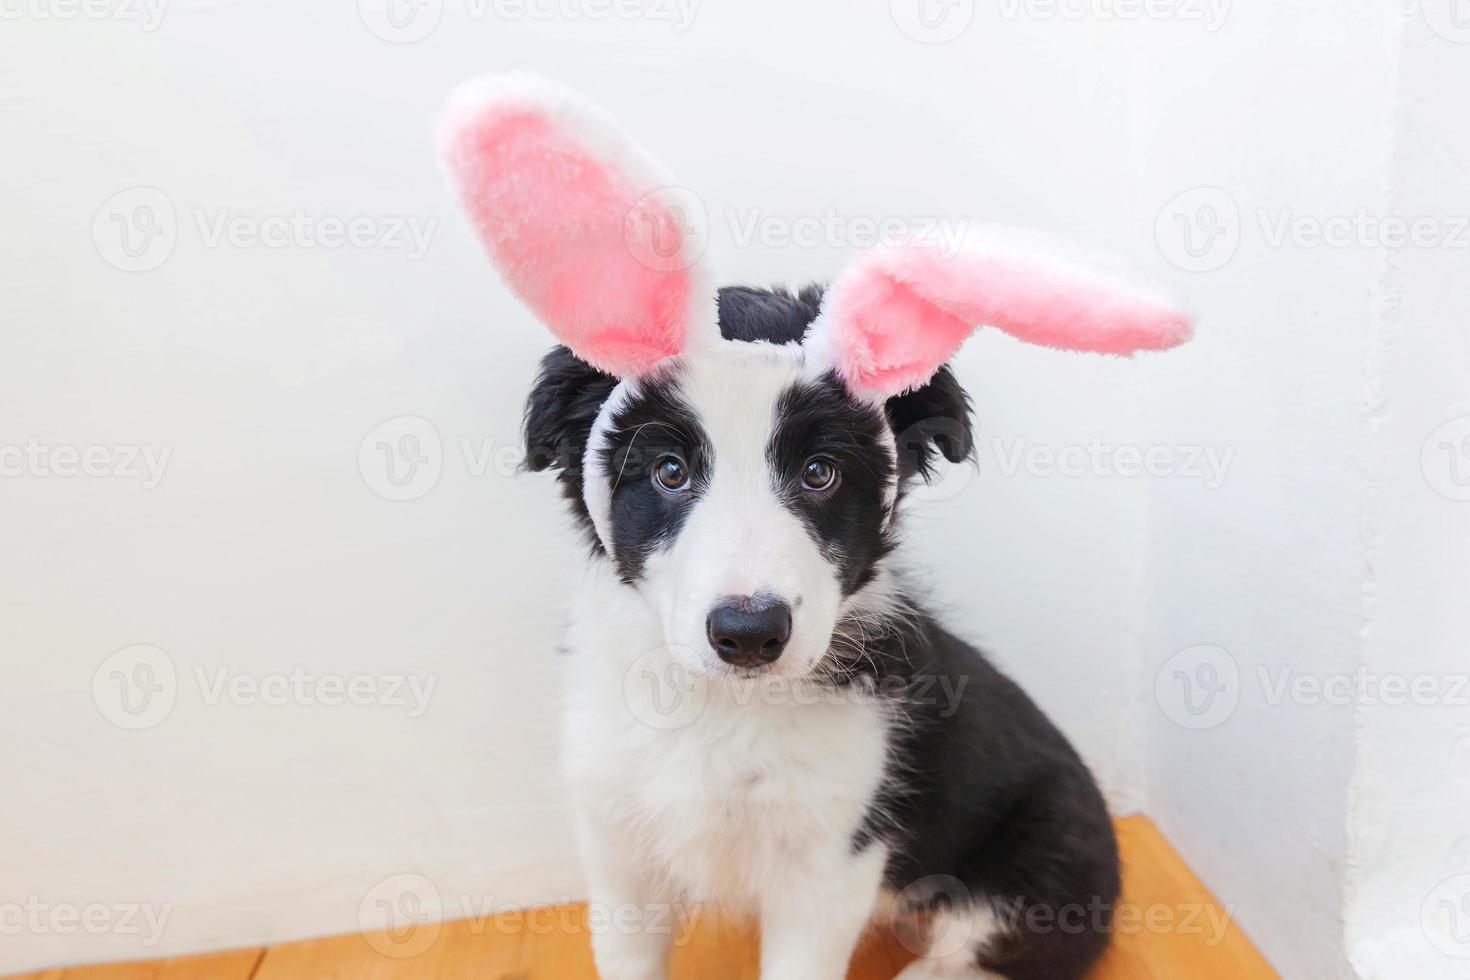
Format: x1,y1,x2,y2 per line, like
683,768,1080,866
438,75,1191,980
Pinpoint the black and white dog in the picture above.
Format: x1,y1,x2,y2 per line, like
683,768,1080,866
438,75,1191,980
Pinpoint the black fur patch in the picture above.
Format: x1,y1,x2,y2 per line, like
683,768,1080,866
522,346,619,549
843,608,1121,980
886,364,974,483
595,374,712,584
768,373,895,596
716,284,823,344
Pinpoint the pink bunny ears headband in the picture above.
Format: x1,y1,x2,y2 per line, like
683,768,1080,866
436,74,1192,401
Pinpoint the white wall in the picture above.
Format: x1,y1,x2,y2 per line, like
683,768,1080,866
1131,5,1470,980
1131,4,1395,977
1346,11,1470,978
1,0,1462,976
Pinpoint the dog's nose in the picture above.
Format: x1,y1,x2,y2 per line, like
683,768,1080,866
707,598,792,668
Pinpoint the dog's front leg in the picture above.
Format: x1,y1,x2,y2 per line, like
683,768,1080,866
759,845,889,980
576,815,672,980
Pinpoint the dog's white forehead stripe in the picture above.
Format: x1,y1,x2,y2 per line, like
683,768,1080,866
681,341,807,459
676,345,817,598
581,378,636,556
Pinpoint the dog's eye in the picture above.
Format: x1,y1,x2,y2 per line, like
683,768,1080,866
800,456,840,493
652,455,691,493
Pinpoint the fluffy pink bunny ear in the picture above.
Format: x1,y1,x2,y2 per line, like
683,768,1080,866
437,74,713,378
807,231,1193,401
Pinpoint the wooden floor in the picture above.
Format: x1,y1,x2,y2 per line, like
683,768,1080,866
9,816,1276,980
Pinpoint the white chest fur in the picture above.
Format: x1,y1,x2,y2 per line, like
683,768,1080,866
559,564,892,911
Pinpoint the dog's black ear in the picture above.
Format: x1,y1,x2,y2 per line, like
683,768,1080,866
524,346,619,471
885,365,974,482
524,346,620,534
